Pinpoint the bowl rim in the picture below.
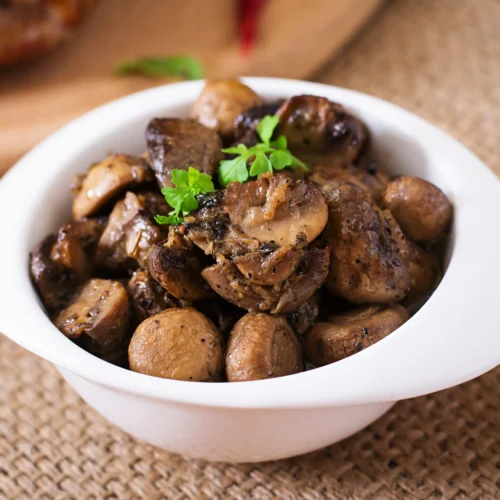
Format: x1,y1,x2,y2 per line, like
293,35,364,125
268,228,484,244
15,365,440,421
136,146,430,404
1,77,500,409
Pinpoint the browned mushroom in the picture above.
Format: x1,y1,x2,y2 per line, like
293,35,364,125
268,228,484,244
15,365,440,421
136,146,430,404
95,192,168,271
380,176,452,242
72,154,154,219
147,244,214,301
202,246,330,314
127,269,178,323
303,304,409,366
195,297,245,337
128,308,224,381
226,313,303,381
31,234,77,313
233,242,306,286
50,217,107,281
146,118,224,188
54,279,130,364
276,95,368,167
185,173,328,257
191,79,264,141
324,183,410,303
285,293,320,335
384,211,441,307
233,101,284,145
309,159,390,202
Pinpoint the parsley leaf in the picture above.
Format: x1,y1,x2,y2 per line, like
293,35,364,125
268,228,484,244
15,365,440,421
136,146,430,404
217,115,308,186
156,167,215,225
162,186,192,212
271,135,287,151
256,115,279,145
115,55,204,80
269,150,293,170
222,144,249,155
219,156,249,187
249,152,272,176
155,213,183,226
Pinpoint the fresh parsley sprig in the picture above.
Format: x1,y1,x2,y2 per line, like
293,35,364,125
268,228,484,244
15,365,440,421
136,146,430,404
218,115,308,187
155,115,308,225
115,55,204,80
155,167,215,225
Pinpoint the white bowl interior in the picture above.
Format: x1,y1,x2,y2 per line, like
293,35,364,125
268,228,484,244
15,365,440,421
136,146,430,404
1,78,499,409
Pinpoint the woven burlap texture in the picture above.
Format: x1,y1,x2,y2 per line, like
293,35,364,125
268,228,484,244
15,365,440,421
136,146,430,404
1,0,500,498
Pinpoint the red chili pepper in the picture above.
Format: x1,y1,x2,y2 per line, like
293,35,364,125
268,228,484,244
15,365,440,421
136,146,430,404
239,0,268,57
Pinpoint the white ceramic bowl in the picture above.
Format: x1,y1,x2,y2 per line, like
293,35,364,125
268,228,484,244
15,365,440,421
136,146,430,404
1,78,500,463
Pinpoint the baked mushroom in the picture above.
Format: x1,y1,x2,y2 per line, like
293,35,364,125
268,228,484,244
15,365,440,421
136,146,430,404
147,244,214,301
233,101,283,145
303,304,409,366
309,159,389,201
96,192,168,270
195,297,245,337
191,79,264,141
202,246,329,314
226,313,303,381
145,118,224,188
128,308,224,382
185,173,328,256
127,269,178,323
285,293,320,335
380,176,452,242
72,154,154,219
54,279,130,364
276,95,368,166
384,211,441,307
31,234,77,313
50,217,107,281
324,183,410,303
233,242,306,286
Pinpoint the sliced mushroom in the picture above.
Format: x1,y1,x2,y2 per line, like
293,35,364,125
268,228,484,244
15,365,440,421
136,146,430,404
145,118,224,188
276,95,368,167
30,234,77,313
226,313,303,382
227,173,328,246
202,246,330,314
191,79,264,141
72,154,154,219
127,269,178,322
380,176,452,242
50,217,107,281
128,308,224,382
54,279,130,364
147,244,214,301
384,211,441,307
185,173,328,257
96,192,167,271
324,183,410,303
309,159,389,201
233,241,306,285
303,304,409,365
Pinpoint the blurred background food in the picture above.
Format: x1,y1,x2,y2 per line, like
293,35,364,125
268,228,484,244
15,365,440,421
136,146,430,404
0,0,97,66
0,0,383,176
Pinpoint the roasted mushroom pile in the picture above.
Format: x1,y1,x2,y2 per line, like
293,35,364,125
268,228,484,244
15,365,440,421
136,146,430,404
30,79,452,382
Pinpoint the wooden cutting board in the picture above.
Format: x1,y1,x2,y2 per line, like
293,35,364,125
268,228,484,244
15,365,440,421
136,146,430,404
0,0,383,175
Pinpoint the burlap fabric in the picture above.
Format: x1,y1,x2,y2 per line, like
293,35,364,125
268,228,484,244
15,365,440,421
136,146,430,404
1,0,499,498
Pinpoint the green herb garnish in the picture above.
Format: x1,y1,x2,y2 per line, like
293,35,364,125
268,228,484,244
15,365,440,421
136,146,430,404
218,115,307,187
155,167,215,225
115,55,204,80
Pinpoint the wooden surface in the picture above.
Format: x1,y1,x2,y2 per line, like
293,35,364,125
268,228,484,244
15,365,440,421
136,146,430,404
0,0,383,176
